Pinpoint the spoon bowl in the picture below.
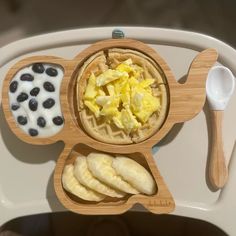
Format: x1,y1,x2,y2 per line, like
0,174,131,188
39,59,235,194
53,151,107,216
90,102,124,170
206,66,235,110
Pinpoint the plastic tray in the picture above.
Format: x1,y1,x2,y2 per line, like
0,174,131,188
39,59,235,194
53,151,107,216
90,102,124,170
0,27,236,235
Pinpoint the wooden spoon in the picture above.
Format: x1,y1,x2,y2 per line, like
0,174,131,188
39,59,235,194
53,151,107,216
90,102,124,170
206,66,235,189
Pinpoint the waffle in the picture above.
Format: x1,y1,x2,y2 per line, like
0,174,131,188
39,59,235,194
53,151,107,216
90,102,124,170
76,48,168,144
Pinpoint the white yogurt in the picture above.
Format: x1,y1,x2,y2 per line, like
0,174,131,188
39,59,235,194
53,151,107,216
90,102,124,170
8,63,64,137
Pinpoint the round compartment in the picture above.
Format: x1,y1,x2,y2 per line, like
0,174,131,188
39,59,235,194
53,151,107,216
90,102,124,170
70,41,170,145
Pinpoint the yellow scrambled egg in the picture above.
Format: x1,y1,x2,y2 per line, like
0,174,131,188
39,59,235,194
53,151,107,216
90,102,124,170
83,59,161,133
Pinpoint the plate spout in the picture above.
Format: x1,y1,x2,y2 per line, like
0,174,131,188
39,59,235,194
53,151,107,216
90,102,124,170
170,48,218,123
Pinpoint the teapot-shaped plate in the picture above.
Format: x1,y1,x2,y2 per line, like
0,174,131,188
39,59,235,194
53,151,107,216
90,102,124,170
1,39,218,214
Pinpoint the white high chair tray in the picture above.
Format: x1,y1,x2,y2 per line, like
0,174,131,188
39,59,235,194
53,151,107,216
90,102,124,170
0,27,236,235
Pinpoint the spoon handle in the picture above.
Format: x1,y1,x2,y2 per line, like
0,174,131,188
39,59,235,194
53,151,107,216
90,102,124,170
209,110,228,189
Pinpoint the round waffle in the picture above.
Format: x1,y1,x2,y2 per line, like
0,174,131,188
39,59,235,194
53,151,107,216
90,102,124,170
76,48,168,144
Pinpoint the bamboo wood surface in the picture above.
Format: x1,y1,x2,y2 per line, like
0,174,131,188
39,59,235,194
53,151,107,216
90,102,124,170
54,144,175,214
209,110,228,189
1,39,218,215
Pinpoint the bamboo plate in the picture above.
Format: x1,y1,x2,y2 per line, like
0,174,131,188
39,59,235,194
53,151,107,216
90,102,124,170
1,38,218,215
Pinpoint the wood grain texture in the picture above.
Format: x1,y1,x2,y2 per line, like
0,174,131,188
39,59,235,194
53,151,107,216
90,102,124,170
1,56,81,145
209,110,228,189
53,144,175,215
1,38,218,215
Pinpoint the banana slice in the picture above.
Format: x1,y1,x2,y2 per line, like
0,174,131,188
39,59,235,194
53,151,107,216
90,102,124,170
74,156,126,198
87,153,139,194
62,164,105,202
113,156,156,195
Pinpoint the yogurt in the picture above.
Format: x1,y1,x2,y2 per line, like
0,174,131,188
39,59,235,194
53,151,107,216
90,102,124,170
8,63,64,137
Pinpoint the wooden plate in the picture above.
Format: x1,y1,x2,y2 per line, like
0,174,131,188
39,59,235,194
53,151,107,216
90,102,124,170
1,38,218,215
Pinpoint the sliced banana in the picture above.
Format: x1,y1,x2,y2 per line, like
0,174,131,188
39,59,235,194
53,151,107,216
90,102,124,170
87,153,139,194
62,164,105,202
74,156,126,198
113,156,156,195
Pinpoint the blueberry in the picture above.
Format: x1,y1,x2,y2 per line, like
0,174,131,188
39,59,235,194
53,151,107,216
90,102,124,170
32,63,45,73
11,103,20,111
43,81,55,92
17,92,28,102
29,98,38,111
20,73,34,81
46,67,58,77
29,128,38,136
42,98,55,109
9,81,18,93
30,87,40,96
17,116,27,125
52,116,64,126
37,116,46,128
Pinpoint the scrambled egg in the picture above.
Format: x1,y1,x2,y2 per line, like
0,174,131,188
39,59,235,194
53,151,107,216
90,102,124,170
83,59,161,133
